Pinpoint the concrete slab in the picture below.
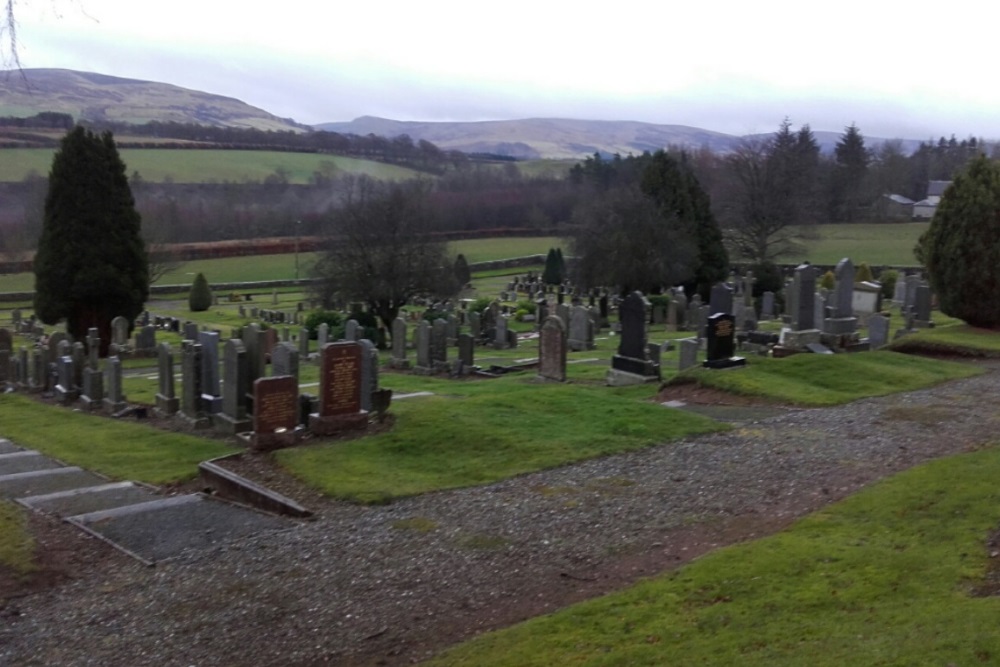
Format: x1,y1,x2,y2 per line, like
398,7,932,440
0,467,109,499
19,481,159,518
69,493,292,564
0,451,63,476
0,439,22,454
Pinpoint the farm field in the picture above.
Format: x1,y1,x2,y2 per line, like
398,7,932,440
0,148,424,184
786,222,927,267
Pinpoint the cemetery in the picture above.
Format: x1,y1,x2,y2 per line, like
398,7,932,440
2,254,1000,665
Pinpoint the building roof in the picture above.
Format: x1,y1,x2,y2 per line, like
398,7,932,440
927,181,952,197
885,194,914,205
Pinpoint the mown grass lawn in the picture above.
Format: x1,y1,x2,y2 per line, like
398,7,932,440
276,377,725,504
0,501,36,576
428,443,1000,666
675,350,980,406
0,394,236,484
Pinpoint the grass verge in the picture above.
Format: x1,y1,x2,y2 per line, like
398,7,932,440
276,378,724,504
0,394,236,484
428,443,1000,666
672,350,980,406
889,323,1000,357
0,501,36,576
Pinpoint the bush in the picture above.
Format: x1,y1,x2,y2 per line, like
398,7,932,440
750,261,784,297
303,310,343,340
647,294,671,309
820,270,836,291
188,273,212,312
879,269,899,300
917,155,1000,327
855,262,875,282
468,296,493,315
515,299,537,315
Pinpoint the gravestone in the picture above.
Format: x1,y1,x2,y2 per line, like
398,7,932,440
317,322,329,348
904,274,921,313
216,339,251,434
868,313,890,349
309,342,368,435
299,327,310,359
0,349,9,386
703,313,746,369
55,355,78,405
134,325,156,354
494,315,509,350
71,341,86,391
183,321,199,342
154,342,178,417
103,356,127,413
390,317,409,369
0,327,12,354
111,316,130,347
678,338,700,371
250,376,299,451
793,264,818,331
180,341,209,427
468,311,481,340
666,300,678,332
446,314,458,346
709,283,733,316
609,291,658,384
537,316,566,382
568,305,594,351
893,277,906,304
824,258,859,335
457,333,475,374
243,323,266,386
199,331,223,415
344,319,360,342
46,332,68,365
359,339,378,412
413,320,432,374
271,342,299,384
431,319,449,371
761,291,776,320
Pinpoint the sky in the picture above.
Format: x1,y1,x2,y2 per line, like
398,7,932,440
10,0,1000,140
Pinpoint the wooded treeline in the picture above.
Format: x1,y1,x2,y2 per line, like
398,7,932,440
0,119,992,267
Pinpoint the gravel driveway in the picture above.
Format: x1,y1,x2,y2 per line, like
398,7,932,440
3,361,999,666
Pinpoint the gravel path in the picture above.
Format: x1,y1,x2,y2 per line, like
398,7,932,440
4,361,1000,666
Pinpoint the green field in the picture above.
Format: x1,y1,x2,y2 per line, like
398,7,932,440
786,222,927,267
0,148,424,184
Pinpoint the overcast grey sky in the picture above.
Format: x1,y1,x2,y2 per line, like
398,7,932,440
13,0,1000,139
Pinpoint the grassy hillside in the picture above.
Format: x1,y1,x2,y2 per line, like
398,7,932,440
0,148,424,184
787,223,927,267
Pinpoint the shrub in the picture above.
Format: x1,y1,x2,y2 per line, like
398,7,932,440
515,299,537,315
820,270,836,290
188,273,212,312
917,155,1000,327
468,296,493,315
879,269,899,300
855,262,875,282
750,261,784,297
303,310,343,339
647,294,671,309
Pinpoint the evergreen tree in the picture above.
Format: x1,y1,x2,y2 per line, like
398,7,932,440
916,154,1000,327
830,123,870,221
453,253,471,286
554,247,566,282
641,150,728,296
34,126,148,354
188,272,212,312
542,247,562,285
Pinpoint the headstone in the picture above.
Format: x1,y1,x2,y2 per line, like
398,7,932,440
243,323,265,386
55,355,78,404
390,317,409,369
761,291,776,320
468,311,481,340
134,325,156,353
103,356,127,412
180,341,209,427
344,319,360,342
250,376,299,450
317,322,329,348
868,313,890,349
47,332,68,365
0,349,9,386
703,313,746,369
824,258,859,335
537,316,567,382
666,300,678,332
709,283,733,316
914,283,933,326
199,330,223,414
0,327,12,353
414,320,432,374
359,339,378,412
457,333,474,374
299,327,310,359
154,342,178,416
893,277,906,304
568,305,594,351
183,321,199,342
309,342,368,434
793,264,817,331
678,338,700,371
431,319,449,371
111,316,130,347
216,339,250,434
609,291,658,381
271,342,299,383
494,315,509,350
904,274,921,313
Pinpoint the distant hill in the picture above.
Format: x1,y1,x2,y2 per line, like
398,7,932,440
316,116,925,160
0,69,308,132
315,116,740,160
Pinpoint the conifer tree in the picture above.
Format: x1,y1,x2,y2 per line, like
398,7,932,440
453,253,471,286
542,248,562,285
917,155,1000,327
188,272,212,312
33,126,148,354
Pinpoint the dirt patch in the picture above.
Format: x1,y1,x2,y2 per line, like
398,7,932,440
654,380,782,407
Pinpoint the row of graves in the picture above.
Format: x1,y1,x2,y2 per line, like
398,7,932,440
0,311,389,452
